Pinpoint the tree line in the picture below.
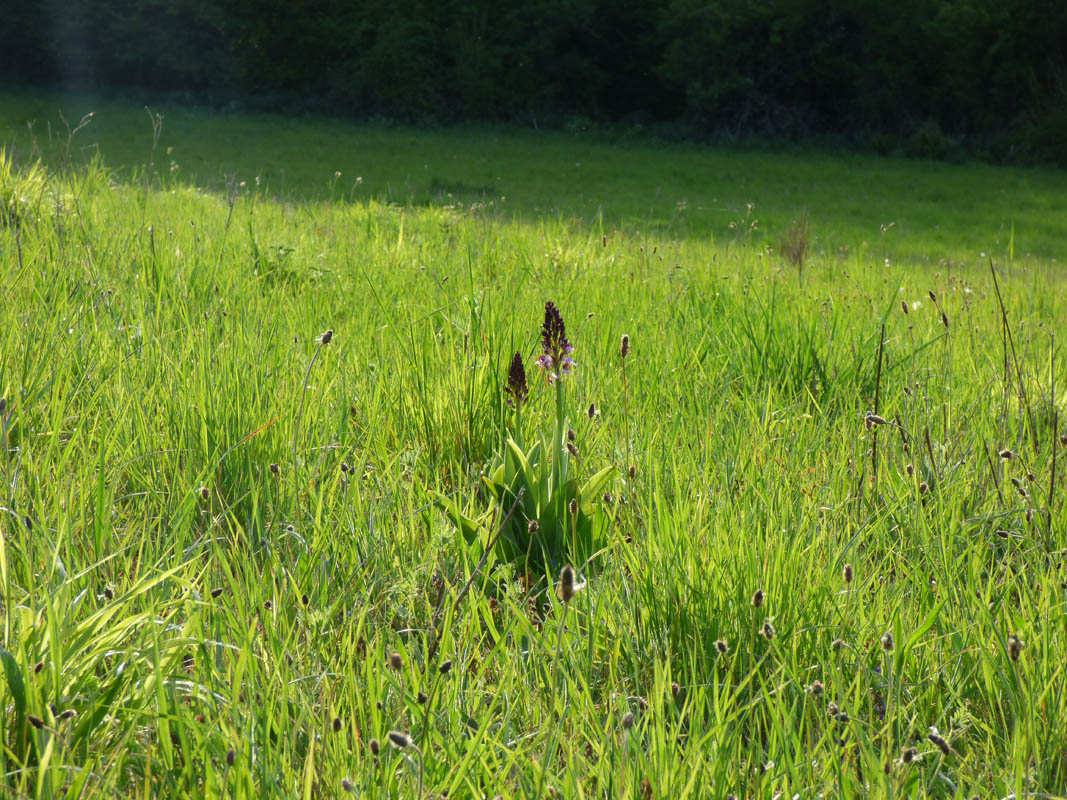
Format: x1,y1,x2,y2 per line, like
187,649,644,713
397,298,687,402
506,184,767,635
4,0,1065,164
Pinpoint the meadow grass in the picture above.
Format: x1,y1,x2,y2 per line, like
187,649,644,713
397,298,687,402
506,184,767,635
1,94,1066,799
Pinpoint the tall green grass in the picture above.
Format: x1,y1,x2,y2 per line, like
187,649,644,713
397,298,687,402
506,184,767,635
0,99,1065,798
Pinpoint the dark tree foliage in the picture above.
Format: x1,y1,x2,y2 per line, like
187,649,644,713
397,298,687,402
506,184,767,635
2,0,1065,163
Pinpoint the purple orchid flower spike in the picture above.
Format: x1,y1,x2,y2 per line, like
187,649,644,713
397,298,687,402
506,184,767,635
505,351,529,406
537,301,575,384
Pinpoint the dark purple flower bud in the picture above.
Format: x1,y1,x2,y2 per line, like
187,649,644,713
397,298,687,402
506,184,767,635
538,302,575,384
505,351,529,406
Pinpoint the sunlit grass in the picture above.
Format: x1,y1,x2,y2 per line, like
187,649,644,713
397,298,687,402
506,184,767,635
1,95,1066,798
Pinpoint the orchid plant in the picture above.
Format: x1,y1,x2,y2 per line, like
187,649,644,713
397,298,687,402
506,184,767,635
438,302,614,577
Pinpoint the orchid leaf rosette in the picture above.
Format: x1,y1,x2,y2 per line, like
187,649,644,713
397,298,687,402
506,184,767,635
437,302,614,576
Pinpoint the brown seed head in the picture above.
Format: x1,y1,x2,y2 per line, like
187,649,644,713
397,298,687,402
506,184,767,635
332,717,342,732
901,747,917,764
831,638,844,652
919,481,929,495
1008,635,1024,662
762,621,776,640
999,449,1015,460
226,748,236,766
843,563,853,583
927,732,951,756
620,334,630,358
714,639,729,655
318,329,333,345
199,486,210,501
901,301,909,315
906,463,915,476
369,738,380,756
751,589,764,608
827,702,839,716
341,778,355,792
387,731,411,749
928,290,937,303
439,660,453,675
807,680,824,696
269,462,279,475
588,402,597,419
621,711,635,730
628,464,637,480
568,497,578,515
388,651,403,671
881,631,894,651
527,519,539,535
558,565,576,603
567,442,579,458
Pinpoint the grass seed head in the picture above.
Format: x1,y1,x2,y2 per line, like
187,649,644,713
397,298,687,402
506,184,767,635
567,442,579,458
369,738,380,756
831,638,844,652
341,777,355,792
332,717,342,732
568,497,578,515
752,589,764,608
417,690,428,703
901,300,909,315
317,329,333,345
906,463,915,476
588,402,597,419
919,481,929,495
225,748,236,766
1060,433,1067,447
1008,635,1024,662
387,730,411,749
827,702,839,716
881,631,894,651
388,651,404,671
714,639,729,655
843,563,853,583
620,334,630,358
928,732,951,756
558,564,576,603
622,711,635,730
806,680,824,696
901,747,917,764
269,462,279,475
999,449,1014,460
628,464,637,480
199,486,210,501
762,621,776,640
439,660,453,675
527,519,539,534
